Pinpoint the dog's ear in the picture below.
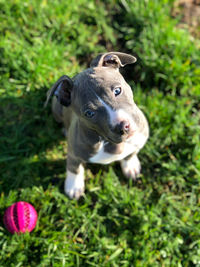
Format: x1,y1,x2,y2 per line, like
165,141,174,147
90,52,137,69
44,75,73,108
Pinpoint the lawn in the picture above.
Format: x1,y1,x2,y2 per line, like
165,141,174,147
0,0,200,266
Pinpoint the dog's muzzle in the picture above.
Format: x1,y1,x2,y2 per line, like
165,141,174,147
113,120,130,136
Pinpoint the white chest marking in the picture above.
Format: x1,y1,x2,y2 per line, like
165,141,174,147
89,132,147,164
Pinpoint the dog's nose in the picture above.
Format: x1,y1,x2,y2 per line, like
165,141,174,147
114,121,130,135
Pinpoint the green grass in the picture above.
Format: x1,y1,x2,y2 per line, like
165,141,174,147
0,0,200,266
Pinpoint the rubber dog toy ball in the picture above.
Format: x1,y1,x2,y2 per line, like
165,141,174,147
3,201,38,234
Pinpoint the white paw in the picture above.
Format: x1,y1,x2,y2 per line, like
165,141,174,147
120,154,141,180
64,166,85,199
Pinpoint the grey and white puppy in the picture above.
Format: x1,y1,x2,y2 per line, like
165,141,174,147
45,52,149,199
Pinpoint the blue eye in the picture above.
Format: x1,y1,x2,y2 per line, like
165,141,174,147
84,109,95,118
114,87,122,96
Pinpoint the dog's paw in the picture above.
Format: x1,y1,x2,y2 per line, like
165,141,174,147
64,168,85,199
120,154,141,180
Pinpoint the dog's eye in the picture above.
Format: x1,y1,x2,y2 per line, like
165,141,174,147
84,109,95,118
114,87,122,96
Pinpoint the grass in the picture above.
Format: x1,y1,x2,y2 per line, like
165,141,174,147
0,0,200,266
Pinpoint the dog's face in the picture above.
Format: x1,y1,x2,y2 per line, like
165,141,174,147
72,67,138,144
47,52,139,144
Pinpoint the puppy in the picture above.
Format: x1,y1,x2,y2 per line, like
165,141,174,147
45,52,149,199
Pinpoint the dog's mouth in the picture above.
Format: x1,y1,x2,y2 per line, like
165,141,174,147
105,137,122,144
99,123,136,144
103,132,132,144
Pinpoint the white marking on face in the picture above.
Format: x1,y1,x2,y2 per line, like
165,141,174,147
64,165,85,199
95,94,116,123
94,92,135,130
112,109,137,131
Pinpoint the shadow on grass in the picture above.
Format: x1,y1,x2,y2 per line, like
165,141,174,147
0,89,66,194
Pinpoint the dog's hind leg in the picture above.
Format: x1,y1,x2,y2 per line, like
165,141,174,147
52,96,63,123
52,97,68,136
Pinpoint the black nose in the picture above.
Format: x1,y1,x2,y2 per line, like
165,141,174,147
114,121,130,135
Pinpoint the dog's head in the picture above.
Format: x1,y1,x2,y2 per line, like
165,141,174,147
46,52,140,144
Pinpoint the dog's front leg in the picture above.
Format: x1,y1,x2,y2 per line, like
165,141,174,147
120,153,141,180
64,156,85,199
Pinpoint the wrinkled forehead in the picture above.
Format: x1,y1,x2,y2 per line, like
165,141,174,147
91,67,123,87
74,67,123,98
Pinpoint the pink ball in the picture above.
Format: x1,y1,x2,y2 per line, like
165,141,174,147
3,201,38,234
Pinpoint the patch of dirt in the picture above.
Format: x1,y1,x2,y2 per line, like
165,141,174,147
172,0,200,38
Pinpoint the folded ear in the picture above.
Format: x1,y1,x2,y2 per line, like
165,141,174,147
44,75,73,108
90,52,137,69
